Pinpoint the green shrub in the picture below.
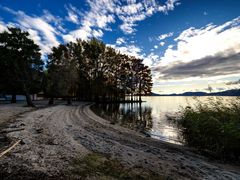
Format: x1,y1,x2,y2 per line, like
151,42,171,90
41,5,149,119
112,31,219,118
175,97,240,160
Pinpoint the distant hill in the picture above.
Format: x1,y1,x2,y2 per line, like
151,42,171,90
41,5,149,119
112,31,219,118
152,89,240,96
151,92,162,96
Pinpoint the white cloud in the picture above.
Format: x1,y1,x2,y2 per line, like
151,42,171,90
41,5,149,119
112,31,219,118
65,0,116,41
143,52,159,67
65,4,80,24
42,10,64,32
0,0,181,58
157,32,173,40
116,37,126,45
160,17,240,66
153,16,240,83
154,45,158,49
17,12,60,54
0,21,7,32
108,43,142,59
63,26,91,42
92,29,103,38
61,0,181,41
159,42,165,46
117,1,180,34
1,7,61,55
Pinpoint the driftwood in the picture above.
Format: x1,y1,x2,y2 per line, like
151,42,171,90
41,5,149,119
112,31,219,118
0,128,25,134
0,140,21,158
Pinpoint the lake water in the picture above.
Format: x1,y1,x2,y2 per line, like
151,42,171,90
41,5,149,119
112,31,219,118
92,96,236,145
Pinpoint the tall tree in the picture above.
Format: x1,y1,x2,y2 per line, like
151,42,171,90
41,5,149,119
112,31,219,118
0,27,44,106
46,38,152,103
47,43,78,104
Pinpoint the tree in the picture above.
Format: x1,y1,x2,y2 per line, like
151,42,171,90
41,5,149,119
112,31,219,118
0,27,44,106
207,85,213,93
47,43,78,104
45,38,152,103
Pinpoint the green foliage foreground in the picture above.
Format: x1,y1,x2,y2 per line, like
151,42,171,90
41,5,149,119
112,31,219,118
174,97,240,160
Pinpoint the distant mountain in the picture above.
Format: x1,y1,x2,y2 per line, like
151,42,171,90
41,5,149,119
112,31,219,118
152,89,240,96
210,89,240,96
181,92,207,96
151,92,161,96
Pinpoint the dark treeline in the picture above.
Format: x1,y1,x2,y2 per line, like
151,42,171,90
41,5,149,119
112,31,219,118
0,27,152,106
0,27,43,106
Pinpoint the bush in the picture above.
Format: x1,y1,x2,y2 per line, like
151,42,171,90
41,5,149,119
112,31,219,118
174,97,240,160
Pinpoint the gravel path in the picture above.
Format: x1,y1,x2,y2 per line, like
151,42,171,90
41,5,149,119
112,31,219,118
0,102,240,179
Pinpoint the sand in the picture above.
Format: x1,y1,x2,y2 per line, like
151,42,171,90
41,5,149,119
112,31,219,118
0,102,239,179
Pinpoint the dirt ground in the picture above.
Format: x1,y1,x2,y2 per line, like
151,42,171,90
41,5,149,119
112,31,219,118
0,102,240,179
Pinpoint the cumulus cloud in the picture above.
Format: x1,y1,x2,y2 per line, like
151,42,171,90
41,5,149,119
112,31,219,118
153,16,240,83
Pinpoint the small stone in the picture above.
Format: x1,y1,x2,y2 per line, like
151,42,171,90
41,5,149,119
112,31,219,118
20,139,31,144
146,149,151,153
19,123,25,126
36,128,43,133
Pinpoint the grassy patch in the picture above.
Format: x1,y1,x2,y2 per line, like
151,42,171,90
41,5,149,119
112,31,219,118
171,97,240,160
67,152,164,180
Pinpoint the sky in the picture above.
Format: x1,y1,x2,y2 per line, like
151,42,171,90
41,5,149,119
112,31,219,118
0,0,240,94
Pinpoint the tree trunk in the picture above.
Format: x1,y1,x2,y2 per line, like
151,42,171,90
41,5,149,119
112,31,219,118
139,80,142,102
48,97,54,105
11,94,16,103
67,97,72,105
94,94,99,103
25,92,35,107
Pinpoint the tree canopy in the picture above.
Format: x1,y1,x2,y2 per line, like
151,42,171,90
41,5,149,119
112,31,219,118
46,38,152,103
0,27,44,106
0,27,152,105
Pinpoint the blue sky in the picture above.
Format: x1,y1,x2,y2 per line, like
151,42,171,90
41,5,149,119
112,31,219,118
0,0,240,94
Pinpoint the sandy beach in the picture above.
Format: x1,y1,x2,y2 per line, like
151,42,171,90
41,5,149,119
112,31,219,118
0,102,240,179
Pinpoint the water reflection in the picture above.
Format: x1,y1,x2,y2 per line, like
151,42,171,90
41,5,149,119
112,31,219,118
92,103,153,135
92,96,191,145
92,96,237,145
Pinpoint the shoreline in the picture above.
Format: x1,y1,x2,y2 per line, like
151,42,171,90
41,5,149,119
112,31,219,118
0,102,240,179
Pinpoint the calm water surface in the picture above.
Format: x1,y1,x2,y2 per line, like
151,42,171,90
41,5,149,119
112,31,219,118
92,96,234,145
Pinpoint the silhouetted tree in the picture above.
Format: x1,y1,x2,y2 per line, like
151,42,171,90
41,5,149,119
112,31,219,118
207,85,213,93
45,38,152,102
46,44,78,104
0,27,44,106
